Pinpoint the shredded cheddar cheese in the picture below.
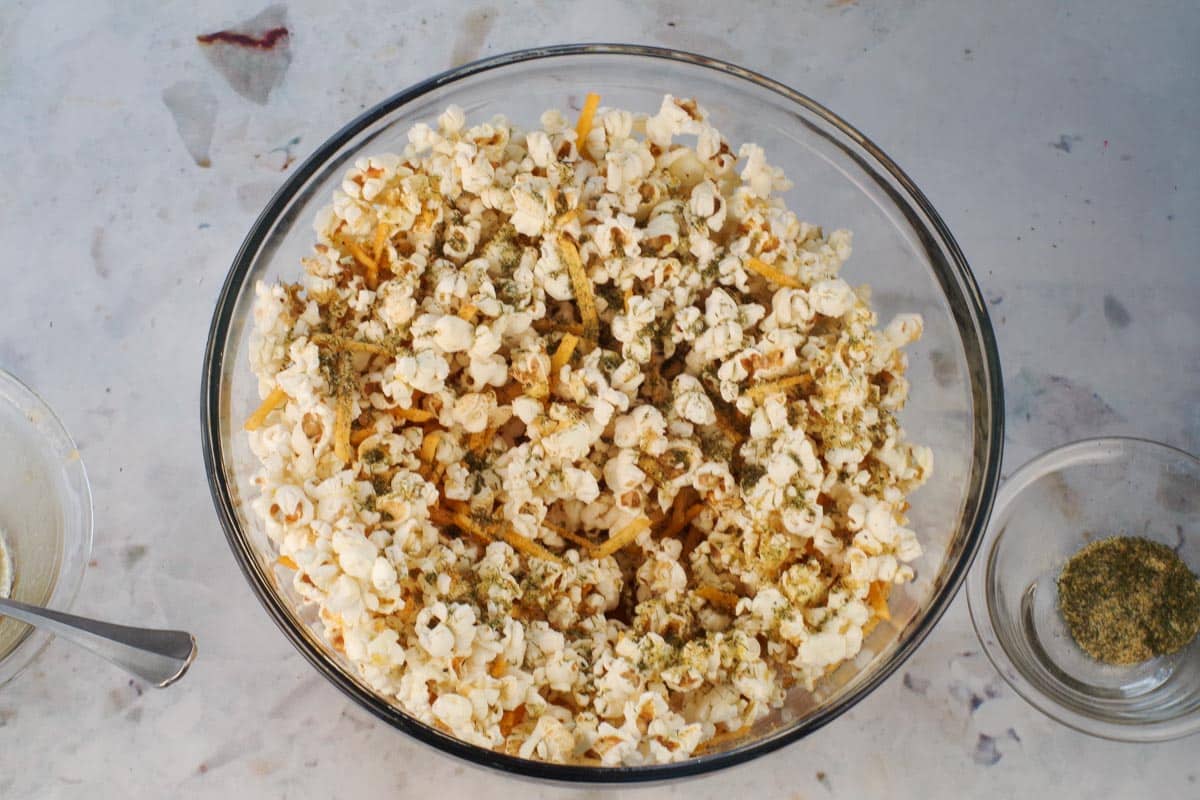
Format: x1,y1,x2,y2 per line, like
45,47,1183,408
496,527,564,565
591,516,651,559
390,406,435,423
420,430,442,465
549,332,579,387
244,386,288,431
310,333,392,356
574,92,601,152
542,520,595,550
557,234,599,343
372,222,389,262
467,427,493,455
333,393,353,464
695,586,741,608
866,580,892,621
659,503,704,541
744,373,813,401
745,256,803,289
693,725,752,753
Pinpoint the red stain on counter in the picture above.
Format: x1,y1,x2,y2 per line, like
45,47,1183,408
195,5,292,104
196,26,289,49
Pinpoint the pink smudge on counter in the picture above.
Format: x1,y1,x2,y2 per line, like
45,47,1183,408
196,5,292,105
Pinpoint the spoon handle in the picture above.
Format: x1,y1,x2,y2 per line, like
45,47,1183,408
0,597,196,687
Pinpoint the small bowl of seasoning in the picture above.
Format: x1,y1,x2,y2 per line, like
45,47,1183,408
967,437,1200,741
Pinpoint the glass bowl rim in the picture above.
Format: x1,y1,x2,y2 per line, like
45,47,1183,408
966,436,1200,742
201,42,1005,782
0,365,94,688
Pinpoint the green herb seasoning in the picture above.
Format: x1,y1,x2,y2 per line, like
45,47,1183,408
1057,536,1200,665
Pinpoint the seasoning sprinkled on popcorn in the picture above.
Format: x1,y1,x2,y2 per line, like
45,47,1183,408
245,93,930,766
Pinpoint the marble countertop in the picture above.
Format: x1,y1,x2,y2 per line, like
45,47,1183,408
1,1,1196,797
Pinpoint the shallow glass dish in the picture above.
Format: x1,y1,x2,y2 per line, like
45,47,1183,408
0,367,93,688
202,44,1003,781
968,437,1200,742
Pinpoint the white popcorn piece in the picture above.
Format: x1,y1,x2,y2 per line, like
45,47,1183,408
809,278,855,318
604,448,646,495
671,374,716,426
432,315,475,353
451,392,497,433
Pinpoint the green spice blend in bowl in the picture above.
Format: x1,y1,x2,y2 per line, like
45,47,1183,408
1057,536,1200,665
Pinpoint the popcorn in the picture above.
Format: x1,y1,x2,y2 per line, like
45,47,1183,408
612,405,667,453
611,295,658,364
432,692,475,733
432,315,475,353
603,448,646,495
246,94,929,768
511,177,551,236
451,392,496,433
809,278,855,318
688,179,727,232
671,374,716,426
519,714,576,761
605,139,655,194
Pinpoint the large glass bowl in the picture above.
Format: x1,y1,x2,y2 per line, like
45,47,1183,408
202,44,1003,781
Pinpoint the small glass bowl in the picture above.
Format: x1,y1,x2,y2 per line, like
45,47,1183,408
0,367,93,688
967,437,1200,741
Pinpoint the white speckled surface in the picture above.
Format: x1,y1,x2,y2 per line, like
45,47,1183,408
1,1,1197,797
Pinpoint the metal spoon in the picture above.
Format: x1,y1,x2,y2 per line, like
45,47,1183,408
0,597,196,687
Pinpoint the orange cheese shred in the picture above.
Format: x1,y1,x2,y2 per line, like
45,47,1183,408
680,524,707,561
695,585,741,608
574,92,601,153
557,234,599,343
467,427,493,456
333,393,353,464
390,406,435,424
542,520,594,550
694,724,753,754
372,222,389,263
744,373,813,401
745,257,803,289
497,527,563,565
713,405,747,446
591,516,651,559
549,332,579,388
244,386,288,431
310,333,392,356
346,240,379,290
867,580,892,621
659,503,704,541
420,430,442,465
